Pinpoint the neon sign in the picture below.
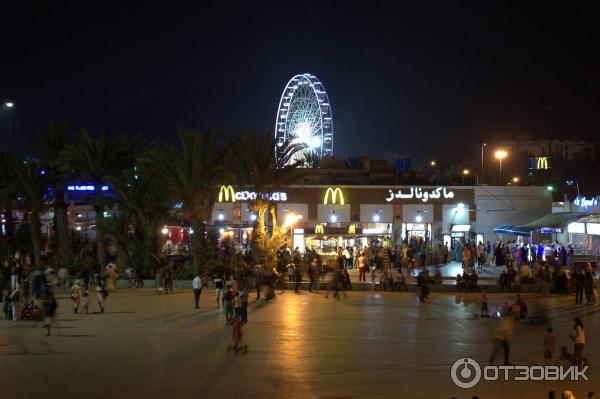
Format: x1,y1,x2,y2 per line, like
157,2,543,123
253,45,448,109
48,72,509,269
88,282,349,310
574,196,599,208
323,187,345,205
385,187,454,203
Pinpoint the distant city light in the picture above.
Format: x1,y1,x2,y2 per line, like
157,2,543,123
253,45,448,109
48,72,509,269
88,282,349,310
429,160,436,167
547,185,554,191
512,176,520,183
161,227,169,235
5,101,13,108
462,169,470,175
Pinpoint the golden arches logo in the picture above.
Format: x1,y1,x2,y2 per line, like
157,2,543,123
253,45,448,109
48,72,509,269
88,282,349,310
323,187,345,205
218,185,235,202
536,157,549,170
315,224,324,234
348,224,356,234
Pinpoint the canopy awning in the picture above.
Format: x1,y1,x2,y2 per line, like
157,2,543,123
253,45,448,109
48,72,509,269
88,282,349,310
451,224,471,232
520,212,587,229
494,212,588,236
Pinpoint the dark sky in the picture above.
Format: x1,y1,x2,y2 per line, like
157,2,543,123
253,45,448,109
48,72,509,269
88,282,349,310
2,2,599,166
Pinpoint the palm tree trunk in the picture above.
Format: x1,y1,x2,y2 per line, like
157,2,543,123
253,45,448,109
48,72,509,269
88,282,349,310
5,202,15,256
29,211,43,269
94,203,106,267
54,189,71,267
190,218,207,275
252,199,268,262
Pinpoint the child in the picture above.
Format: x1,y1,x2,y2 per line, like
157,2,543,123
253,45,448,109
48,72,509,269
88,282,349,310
544,327,555,364
227,315,247,353
81,290,89,314
233,292,242,319
481,287,489,318
223,285,234,323
96,283,106,313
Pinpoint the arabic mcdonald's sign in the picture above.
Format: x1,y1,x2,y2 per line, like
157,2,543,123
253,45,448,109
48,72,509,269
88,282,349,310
536,157,550,170
323,187,345,205
218,185,236,202
315,224,324,234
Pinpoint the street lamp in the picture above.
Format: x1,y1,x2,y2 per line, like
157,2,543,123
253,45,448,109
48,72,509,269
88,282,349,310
429,160,437,167
494,150,508,185
512,176,520,184
4,101,14,150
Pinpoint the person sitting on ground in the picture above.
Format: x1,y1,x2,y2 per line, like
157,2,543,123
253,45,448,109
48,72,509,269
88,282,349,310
456,274,464,292
468,271,479,292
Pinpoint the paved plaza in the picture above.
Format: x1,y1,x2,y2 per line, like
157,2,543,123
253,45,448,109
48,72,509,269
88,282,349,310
1,288,598,399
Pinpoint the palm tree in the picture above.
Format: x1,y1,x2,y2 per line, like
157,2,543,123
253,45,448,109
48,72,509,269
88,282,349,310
145,129,230,273
108,162,172,276
63,130,140,267
234,131,303,263
14,159,53,269
32,120,73,267
0,150,19,257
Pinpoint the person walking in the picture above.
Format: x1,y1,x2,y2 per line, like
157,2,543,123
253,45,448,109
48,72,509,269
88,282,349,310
574,269,585,305
96,282,107,313
293,263,302,293
480,287,489,317
584,264,595,305
489,315,514,365
239,285,249,323
358,251,367,282
307,260,316,292
42,291,57,337
70,280,82,314
544,327,556,365
192,273,202,309
163,267,173,294
570,317,585,366
214,273,224,308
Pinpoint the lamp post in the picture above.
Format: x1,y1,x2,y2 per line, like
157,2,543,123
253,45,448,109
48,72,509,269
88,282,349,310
462,168,470,185
480,143,486,184
4,101,13,150
494,150,508,185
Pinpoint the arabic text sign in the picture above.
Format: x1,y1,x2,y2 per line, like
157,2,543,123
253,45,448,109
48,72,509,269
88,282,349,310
385,187,455,203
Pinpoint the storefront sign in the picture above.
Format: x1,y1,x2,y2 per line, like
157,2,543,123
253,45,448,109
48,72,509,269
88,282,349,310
323,187,345,205
348,224,356,234
315,224,324,234
67,185,109,192
385,187,454,203
574,196,599,208
218,185,287,202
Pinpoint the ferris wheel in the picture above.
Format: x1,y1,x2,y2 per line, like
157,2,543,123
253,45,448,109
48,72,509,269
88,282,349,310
274,73,334,162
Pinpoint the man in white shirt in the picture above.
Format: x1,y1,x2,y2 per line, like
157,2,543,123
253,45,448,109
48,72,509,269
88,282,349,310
192,274,202,309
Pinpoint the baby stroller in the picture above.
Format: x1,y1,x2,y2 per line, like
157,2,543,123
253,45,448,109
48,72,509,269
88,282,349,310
227,316,248,354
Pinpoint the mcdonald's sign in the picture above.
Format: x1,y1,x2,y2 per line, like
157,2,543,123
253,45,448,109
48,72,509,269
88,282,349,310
348,224,356,234
323,187,345,205
218,185,236,202
315,224,324,234
536,157,550,170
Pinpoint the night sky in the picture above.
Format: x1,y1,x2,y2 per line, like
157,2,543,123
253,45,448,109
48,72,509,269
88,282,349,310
2,2,599,165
